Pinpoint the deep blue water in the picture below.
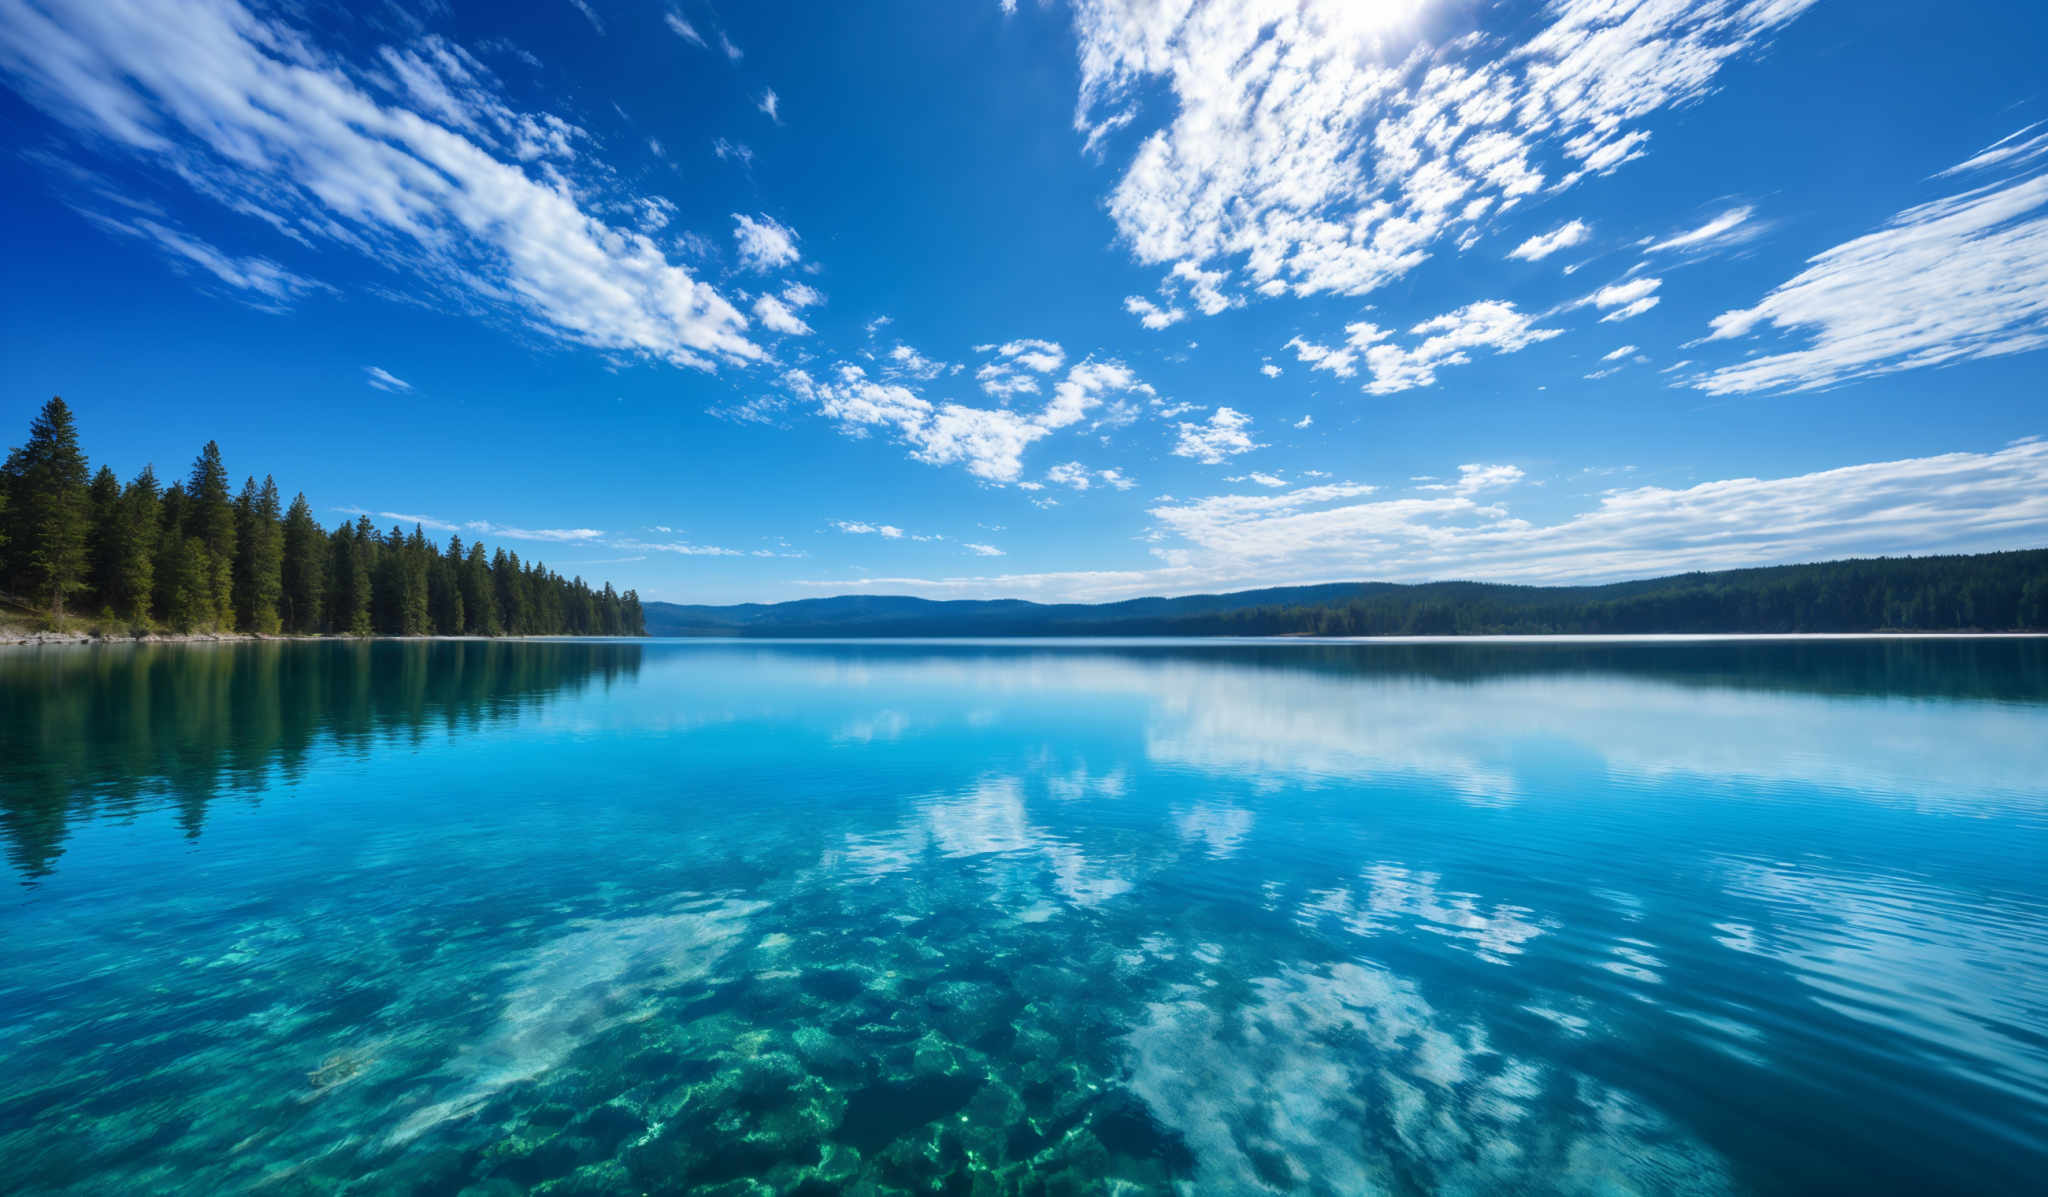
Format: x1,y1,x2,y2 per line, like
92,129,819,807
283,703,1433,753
1,637,2044,1195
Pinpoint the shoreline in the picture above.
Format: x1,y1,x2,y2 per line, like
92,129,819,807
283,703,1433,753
0,630,589,648
7,629,2043,649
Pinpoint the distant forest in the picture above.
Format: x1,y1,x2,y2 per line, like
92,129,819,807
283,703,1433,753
1,398,645,637
646,550,2048,637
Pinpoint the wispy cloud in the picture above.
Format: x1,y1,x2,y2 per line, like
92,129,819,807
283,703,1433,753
665,10,705,47
81,212,325,309
365,366,413,393
0,0,762,370
1072,0,1815,311
1696,154,2048,394
792,442,2048,602
1585,276,1662,322
1643,206,1756,254
1508,220,1591,262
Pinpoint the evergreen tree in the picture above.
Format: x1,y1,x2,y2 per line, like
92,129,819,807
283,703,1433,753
494,548,526,635
463,541,500,635
3,401,647,638
108,466,160,623
184,441,236,627
280,492,324,634
347,515,376,635
84,464,122,613
231,475,284,633
431,534,466,635
0,397,92,617
401,524,431,634
153,483,187,624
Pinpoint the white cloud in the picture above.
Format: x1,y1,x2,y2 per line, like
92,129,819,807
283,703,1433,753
833,520,906,539
1072,0,1815,312
1261,362,1283,378
1173,407,1262,464
1124,295,1187,329
565,0,604,35
752,293,811,335
611,537,743,557
963,542,1005,557
780,281,824,309
665,12,706,47
1602,345,1637,361
805,441,2046,602
786,357,1155,484
1508,220,1591,261
713,138,754,167
758,88,781,123
0,2,762,371
1696,161,2048,395
1643,206,1755,254
1931,122,2048,180
1171,260,1238,314
1351,301,1561,394
1293,414,1312,429
1046,461,1138,492
1284,335,1355,379
731,213,800,271
80,212,326,308
886,343,950,381
365,366,413,393
1416,463,1525,495
976,338,1068,397
1586,276,1662,322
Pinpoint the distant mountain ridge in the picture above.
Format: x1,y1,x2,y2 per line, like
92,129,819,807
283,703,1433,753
643,549,2048,637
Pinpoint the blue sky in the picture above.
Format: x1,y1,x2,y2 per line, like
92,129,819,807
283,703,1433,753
2,0,2044,604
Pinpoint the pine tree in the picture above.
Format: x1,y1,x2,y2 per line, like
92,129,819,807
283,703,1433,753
231,475,284,633
84,464,122,614
280,492,324,634
109,466,160,623
184,441,236,628
431,534,465,635
0,397,92,617
348,516,376,635
463,541,500,635
401,524,431,635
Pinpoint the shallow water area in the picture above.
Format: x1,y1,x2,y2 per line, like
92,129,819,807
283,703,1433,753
1,637,2044,1194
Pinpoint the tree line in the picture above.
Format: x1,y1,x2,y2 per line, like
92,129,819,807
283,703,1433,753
1,397,645,636
1127,551,2048,636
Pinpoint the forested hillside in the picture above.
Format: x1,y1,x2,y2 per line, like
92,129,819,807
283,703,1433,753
1,397,644,637
645,551,2048,637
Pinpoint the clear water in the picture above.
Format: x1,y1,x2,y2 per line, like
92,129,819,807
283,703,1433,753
1,638,2044,1195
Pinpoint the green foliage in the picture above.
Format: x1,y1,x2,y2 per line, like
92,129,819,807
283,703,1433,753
184,441,236,628
280,491,324,634
231,476,284,633
2,400,645,638
107,466,160,623
1,398,92,616
647,551,2048,637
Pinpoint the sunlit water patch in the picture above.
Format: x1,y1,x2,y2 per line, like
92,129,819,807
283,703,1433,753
1,638,2043,1193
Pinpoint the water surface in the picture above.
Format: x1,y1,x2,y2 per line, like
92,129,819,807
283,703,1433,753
2,638,2044,1194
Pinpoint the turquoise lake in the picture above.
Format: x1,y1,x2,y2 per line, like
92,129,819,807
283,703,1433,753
1,638,2044,1195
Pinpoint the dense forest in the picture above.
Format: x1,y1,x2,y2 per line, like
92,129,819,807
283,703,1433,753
0,397,645,637
646,550,2048,636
